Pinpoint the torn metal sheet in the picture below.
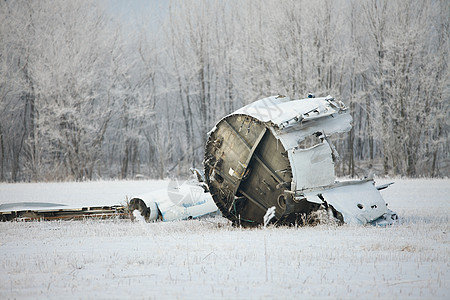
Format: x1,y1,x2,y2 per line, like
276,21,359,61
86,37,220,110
288,142,335,190
302,180,388,224
130,179,218,222
204,94,397,226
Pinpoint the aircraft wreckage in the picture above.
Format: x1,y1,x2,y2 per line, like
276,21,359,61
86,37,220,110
0,95,397,226
204,94,397,226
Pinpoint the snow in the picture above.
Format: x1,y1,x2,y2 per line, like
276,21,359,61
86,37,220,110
263,206,276,228
0,178,449,299
132,209,146,223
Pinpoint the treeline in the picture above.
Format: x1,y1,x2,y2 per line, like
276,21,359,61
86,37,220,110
0,0,448,182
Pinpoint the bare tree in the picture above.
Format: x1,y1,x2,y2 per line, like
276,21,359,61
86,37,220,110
0,0,447,181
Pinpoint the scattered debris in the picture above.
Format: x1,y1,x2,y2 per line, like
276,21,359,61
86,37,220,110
0,204,128,222
1,94,398,227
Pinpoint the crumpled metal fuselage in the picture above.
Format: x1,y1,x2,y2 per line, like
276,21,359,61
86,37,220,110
204,95,397,226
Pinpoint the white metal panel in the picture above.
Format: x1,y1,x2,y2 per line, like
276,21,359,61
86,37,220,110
232,96,291,122
288,141,335,190
273,113,353,150
319,181,388,224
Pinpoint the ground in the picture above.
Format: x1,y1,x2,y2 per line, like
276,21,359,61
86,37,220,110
0,178,449,299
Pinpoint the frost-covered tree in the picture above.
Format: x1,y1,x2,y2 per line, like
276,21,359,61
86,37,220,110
355,0,449,176
0,0,447,181
1,0,123,181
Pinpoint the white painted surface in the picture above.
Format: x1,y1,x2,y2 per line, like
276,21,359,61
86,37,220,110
289,142,335,190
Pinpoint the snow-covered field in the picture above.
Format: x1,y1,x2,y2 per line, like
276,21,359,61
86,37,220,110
0,178,449,299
